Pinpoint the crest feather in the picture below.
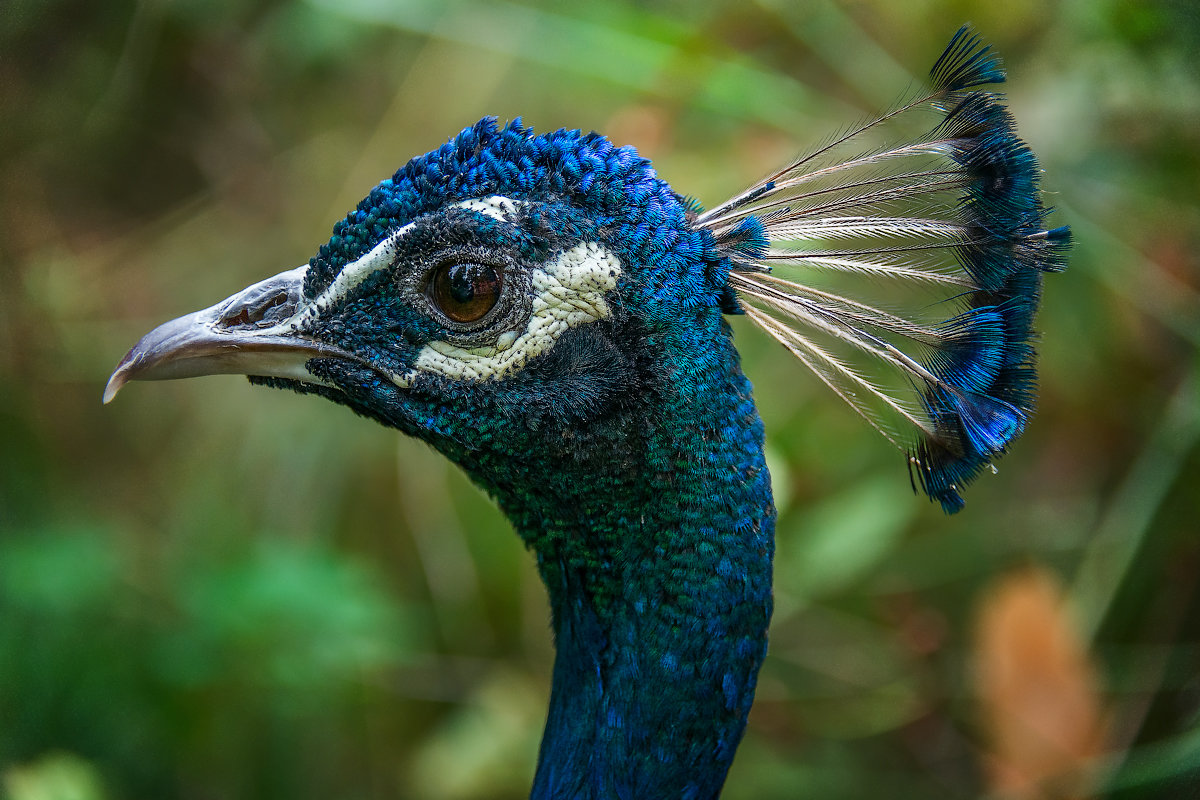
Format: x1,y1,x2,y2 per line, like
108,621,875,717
701,26,1069,513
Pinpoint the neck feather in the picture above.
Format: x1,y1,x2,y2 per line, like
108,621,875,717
479,323,775,800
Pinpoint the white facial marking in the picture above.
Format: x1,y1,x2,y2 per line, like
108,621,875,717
246,195,612,391
303,221,415,322
452,196,521,222
254,222,416,337
264,196,523,336
388,369,415,389
311,196,519,319
408,241,622,383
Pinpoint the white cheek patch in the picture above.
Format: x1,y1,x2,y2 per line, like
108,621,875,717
407,241,622,383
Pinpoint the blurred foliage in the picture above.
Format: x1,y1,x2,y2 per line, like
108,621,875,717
2,0,1199,798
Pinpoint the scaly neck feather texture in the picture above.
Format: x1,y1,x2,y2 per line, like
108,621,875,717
451,317,775,800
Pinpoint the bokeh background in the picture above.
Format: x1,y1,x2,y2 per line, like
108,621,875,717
3,1,1199,798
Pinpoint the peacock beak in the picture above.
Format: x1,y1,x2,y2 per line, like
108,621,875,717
104,265,358,404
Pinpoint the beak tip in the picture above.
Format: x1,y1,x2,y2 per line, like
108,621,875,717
103,349,139,405
102,369,127,405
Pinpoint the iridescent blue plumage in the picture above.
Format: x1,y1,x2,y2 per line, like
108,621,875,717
105,27,1066,799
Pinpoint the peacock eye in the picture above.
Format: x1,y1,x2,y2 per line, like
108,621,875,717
429,261,502,324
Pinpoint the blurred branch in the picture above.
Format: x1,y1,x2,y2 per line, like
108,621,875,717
1095,723,1200,795
1064,198,1200,348
1069,360,1200,640
753,0,909,107
305,0,852,128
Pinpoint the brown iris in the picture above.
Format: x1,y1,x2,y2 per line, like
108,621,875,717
430,261,502,324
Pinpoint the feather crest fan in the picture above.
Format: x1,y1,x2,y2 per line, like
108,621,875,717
701,27,1069,512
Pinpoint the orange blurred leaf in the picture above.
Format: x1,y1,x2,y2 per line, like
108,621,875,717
973,566,1108,800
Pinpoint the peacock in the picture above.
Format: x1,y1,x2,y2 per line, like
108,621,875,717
105,28,1068,800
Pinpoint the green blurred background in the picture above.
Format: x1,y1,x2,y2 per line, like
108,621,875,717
2,0,1198,798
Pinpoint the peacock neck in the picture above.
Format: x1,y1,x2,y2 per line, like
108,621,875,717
475,321,776,800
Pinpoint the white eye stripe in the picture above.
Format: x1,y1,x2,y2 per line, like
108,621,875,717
266,196,525,335
307,221,415,317
313,197,521,313
404,241,622,384
252,221,416,336
453,196,522,222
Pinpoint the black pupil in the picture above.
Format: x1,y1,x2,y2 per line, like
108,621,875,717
432,262,501,323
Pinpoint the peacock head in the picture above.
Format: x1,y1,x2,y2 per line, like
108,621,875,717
105,118,737,471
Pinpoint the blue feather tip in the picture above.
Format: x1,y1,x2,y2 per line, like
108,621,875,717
910,30,1071,513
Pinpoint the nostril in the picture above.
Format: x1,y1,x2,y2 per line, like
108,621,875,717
222,308,252,328
218,290,292,330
